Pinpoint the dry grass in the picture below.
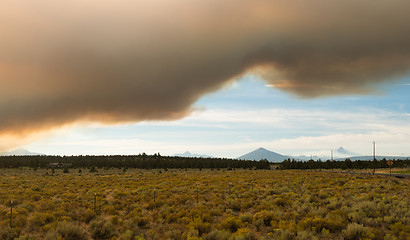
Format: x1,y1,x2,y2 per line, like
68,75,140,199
0,168,408,239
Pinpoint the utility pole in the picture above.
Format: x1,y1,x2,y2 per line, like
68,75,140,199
331,150,333,161
373,141,376,174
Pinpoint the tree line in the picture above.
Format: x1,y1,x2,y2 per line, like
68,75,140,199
1,154,408,170
0,154,270,170
279,158,409,170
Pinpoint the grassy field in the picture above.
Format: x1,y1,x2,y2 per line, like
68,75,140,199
391,170,410,175
0,168,409,240
340,168,410,175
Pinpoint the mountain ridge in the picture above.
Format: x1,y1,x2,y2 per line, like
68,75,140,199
237,147,288,162
237,147,409,162
335,147,359,156
0,148,44,156
173,151,213,158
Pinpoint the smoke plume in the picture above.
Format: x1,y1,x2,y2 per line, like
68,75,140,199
1,0,410,145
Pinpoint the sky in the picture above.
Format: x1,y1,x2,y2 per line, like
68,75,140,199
1,0,410,158
23,75,410,158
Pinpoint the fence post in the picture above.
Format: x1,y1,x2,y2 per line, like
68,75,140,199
94,193,97,215
10,200,13,228
196,183,199,203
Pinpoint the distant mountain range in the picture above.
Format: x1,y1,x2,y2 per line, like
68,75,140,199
292,155,321,161
238,147,409,162
173,151,213,158
0,148,44,156
237,147,288,162
335,147,358,156
1,148,407,161
336,156,410,161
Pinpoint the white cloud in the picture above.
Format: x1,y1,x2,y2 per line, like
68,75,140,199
156,107,409,135
152,107,410,157
188,128,410,158
24,105,410,158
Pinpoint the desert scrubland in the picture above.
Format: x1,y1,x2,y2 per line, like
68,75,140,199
0,168,408,240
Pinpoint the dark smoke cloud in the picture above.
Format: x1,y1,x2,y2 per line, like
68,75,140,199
1,0,410,144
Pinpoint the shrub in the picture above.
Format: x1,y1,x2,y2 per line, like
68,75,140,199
239,214,252,224
270,229,296,240
29,212,56,228
164,229,183,240
232,228,257,240
253,211,277,227
56,222,88,240
227,199,241,212
90,218,116,240
298,217,344,233
80,209,96,223
205,230,230,240
221,216,242,232
45,230,59,240
383,234,398,240
31,194,42,201
118,229,134,240
189,219,211,236
296,230,318,240
389,222,410,240
273,197,290,207
356,201,378,218
342,223,374,240
135,216,149,227
0,226,19,240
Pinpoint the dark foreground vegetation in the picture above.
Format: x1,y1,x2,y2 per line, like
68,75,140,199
279,158,409,170
0,169,409,240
